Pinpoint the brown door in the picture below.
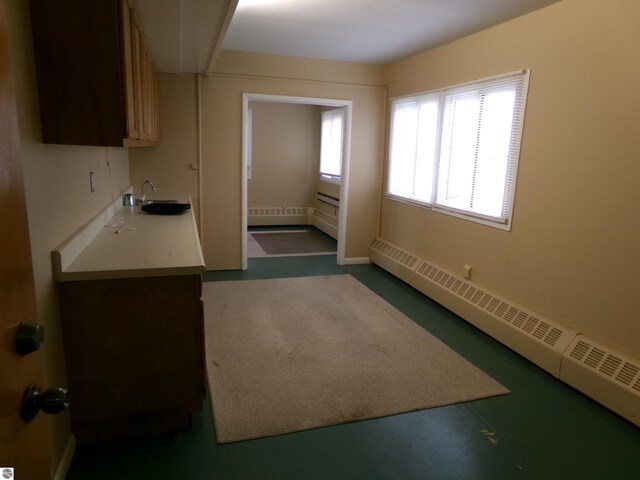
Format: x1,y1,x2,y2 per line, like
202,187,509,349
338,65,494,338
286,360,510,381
0,2,51,478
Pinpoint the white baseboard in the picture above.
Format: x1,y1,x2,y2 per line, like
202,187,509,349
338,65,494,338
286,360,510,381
343,257,371,265
52,434,76,480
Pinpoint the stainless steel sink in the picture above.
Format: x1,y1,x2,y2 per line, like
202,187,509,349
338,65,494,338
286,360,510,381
141,200,190,215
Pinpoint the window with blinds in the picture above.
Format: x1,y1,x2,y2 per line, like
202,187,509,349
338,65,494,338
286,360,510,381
320,108,344,183
387,70,530,230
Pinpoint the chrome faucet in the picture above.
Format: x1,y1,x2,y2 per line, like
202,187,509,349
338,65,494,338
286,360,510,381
139,180,157,203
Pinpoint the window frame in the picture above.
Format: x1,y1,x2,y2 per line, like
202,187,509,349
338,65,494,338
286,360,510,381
386,69,530,231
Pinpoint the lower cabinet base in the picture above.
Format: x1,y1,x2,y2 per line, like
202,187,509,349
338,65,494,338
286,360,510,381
73,409,192,445
57,274,204,445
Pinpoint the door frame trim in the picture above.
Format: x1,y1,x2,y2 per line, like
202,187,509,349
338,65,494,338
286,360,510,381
241,93,353,269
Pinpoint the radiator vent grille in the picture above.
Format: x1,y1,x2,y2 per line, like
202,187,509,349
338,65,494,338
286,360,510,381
566,339,640,391
617,363,639,386
248,207,309,217
545,327,563,346
369,237,639,425
570,340,590,360
370,239,420,269
312,209,339,228
601,355,623,377
585,348,606,369
414,259,566,348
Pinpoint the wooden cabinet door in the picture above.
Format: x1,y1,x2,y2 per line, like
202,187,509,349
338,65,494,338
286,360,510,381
0,3,50,477
120,0,139,141
132,17,149,142
145,51,159,141
30,0,158,147
57,275,203,444
127,5,158,145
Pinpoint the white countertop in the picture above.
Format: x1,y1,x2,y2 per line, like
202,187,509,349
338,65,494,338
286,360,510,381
52,195,206,282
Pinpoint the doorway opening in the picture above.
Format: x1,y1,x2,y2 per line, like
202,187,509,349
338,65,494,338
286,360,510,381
241,93,352,270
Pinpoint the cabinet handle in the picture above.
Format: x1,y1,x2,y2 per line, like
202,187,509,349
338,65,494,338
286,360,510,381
15,321,45,356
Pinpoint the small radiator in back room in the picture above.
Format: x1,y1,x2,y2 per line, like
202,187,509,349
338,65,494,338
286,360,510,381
315,192,340,207
247,206,310,226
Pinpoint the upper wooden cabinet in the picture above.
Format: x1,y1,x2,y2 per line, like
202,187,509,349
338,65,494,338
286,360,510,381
29,0,159,147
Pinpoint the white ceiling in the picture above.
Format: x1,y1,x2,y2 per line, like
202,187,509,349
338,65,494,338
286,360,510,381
132,0,237,74
134,0,561,74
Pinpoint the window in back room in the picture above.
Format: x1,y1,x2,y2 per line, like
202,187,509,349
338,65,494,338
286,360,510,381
386,69,530,230
319,108,344,184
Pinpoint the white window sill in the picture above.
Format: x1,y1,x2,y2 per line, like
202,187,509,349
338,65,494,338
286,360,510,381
384,193,512,231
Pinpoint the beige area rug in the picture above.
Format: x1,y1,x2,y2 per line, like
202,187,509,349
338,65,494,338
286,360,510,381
203,275,509,443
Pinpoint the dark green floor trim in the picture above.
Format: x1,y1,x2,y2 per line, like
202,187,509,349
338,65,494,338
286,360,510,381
67,257,640,480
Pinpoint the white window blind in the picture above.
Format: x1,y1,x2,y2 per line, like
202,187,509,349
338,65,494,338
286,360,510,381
320,108,344,181
387,70,530,229
388,98,438,203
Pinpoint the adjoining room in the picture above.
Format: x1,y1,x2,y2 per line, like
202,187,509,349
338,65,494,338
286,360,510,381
245,100,342,259
242,94,351,264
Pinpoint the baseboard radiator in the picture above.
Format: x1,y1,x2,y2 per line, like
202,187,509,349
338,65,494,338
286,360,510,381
315,192,340,207
369,237,640,426
562,335,640,426
311,192,340,239
248,206,310,226
310,208,338,239
247,205,339,240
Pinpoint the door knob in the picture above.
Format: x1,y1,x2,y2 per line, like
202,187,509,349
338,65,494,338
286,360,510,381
15,321,45,355
21,384,69,422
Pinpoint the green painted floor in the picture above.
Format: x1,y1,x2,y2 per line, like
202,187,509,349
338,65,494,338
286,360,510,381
66,256,640,479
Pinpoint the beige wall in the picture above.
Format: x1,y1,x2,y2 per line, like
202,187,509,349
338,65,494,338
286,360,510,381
249,102,320,208
381,0,640,357
129,73,200,225
200,51,386,268
6,0,131,473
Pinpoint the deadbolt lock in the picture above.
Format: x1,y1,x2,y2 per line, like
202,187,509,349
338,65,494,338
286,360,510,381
15,321,45,356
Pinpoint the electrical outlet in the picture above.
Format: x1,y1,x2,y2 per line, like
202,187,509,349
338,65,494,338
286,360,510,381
463,264,472,280
89,171,96,193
